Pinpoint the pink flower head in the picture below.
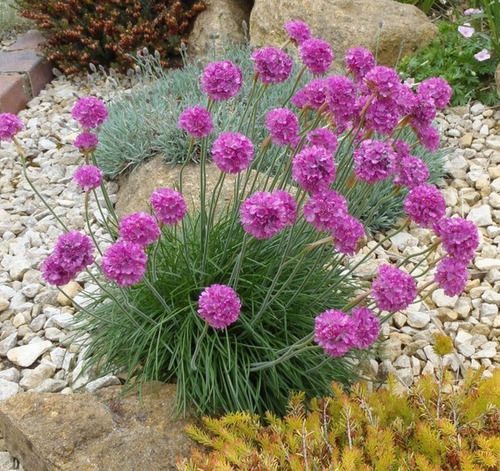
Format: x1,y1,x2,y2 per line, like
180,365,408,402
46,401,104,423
345,47,375,80
240,191,292,239
41,255,74,287
314,309,356,357
74,132,99,152
464,8,483,15
331,214,365,255
371,264,417,312
392,139,411,158
201,61,243,101
265,108,300,147
0,113,23,141
410,93,437,128
251,47,293,84
49,231,94,276
212,132,254,174
178,106,214,138
306,128,338,154
71,97,108,130
364,97,400,135
325,76,357,127
364,66,401,99
415,125,440,153
197,284,241,329
395,84,417,116
458,25,475,38
351,307,380,349
474,49,491,61
393,155,430,189
292,146,336,192
150,188,187,226
73,165,102,192
433,217,479,264
303,189,348,232
274,190,297,226
299,38,333,75
434,258,469,297
417,78,453,109
353,140,397,183
291,78,328,110
119,212,161,247
102,240,148,287
284,20,311,45
404,184,446,227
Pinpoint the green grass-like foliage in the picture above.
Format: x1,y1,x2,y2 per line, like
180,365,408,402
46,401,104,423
74,210,361,416
398,21,498,106
178,366,500,470
96,46,445,233
13,0,206,74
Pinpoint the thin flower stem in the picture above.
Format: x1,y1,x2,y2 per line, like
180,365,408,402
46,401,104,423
84,193,103,257
142,277,171,314
14,137,69,232
90,152,118,226
281,65,307,107
191,323,209,370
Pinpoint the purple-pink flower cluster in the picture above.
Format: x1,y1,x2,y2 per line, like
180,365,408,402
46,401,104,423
393,155,430,189
364,66,401,99
314,307,380,357
433,217,479,264
291,78,328,110
371,264,417,312
434,257,469,297
178,106,213,138
197,284,241,329
345,47,375,81
101,240,148,287
292,146,336,192
240,190,296,239
150,188,187,226
404,184,446,227
211,132,254,174
265,108,300,147
71,97,108,130
284,20,311,45
251,47,293,84
353,140,397,183
73,165,102,192
0,113,23,141
306,128,338,154
119,212,161,247
299,38,333,75
74,132,99,152
418,78,452,109
41,231,95,286
201,61,243,101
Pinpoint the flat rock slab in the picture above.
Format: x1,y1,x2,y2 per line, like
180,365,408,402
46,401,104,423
0,383,196,471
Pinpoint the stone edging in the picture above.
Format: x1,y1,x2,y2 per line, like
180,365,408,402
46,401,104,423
0,30,53,114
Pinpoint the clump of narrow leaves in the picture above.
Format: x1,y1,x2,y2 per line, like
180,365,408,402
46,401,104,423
178,364,500,470
14,0,206,74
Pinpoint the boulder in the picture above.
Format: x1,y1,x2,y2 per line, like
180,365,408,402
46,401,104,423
0,383,196,471
188,0,253,59
116,155,266,220
249,0,437,67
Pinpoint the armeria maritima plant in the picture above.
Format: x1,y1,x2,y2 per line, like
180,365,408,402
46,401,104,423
3,20,479,416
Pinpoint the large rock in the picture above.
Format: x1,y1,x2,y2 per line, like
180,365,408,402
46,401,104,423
0,383,196,471
116,155,265,220
188,0,253,59
250,0,437,67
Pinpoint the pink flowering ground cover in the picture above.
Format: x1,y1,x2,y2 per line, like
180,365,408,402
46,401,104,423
4,18,479,417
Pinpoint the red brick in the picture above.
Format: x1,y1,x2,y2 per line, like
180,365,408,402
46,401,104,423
5,30,46,52
0,50,53,96
0,74,30,114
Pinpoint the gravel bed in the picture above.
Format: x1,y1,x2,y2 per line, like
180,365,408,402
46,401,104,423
0,74,499,469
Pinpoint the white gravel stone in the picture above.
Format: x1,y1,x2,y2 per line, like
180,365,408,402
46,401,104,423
31,378,68,393
0,367,21,383
475,258,500,271
84,374,121,393
432,289,458,308
467,205,493,226
0,379,21,401
8,257,32,281
0,332,17,356
482,290,500,306
6,340,52,367
0,296,9,311
20,363,56,389
407,312,431,329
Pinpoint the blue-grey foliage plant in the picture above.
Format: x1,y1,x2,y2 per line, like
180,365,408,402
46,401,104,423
9,21,463,417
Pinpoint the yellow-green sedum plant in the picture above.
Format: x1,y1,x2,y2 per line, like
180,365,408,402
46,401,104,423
178,336,500,470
